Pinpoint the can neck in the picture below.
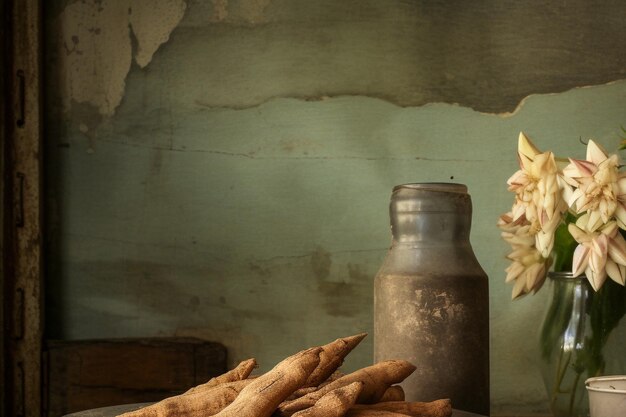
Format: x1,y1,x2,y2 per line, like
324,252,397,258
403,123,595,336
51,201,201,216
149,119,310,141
389,183,472,243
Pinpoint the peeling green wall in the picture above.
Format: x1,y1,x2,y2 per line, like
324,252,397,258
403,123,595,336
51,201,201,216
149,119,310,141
44,1,626,414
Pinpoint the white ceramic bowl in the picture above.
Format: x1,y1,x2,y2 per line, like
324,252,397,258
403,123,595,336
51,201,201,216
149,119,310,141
585,375,626,417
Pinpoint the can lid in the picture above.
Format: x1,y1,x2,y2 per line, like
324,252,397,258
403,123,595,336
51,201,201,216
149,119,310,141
390,182,471,214
392,183,468,194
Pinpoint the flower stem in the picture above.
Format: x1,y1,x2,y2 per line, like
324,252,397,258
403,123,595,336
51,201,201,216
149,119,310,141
551,348,572,409
568,370,582,415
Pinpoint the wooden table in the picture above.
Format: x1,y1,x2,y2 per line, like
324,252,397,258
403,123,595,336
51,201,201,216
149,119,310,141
63,403,489,417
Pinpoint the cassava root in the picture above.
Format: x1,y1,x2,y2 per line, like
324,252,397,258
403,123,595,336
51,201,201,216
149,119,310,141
211,347,322,417
291,382,364,417
350,399,452,417
304,333,367,388
378,386,404,402
277,360,417,416
115,333,452,417
117,380,253,417
185,358,257,394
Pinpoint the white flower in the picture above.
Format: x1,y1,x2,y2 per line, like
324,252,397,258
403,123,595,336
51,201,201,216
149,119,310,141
562,140,626,232
507,132,568,257
505,245,548,300
498,212,533,245
568,220,626,290
498,212,550,299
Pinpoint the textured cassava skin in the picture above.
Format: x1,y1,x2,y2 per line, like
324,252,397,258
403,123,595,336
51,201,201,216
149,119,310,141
116,379,253,417
212,347,322,417
286,387,318,402
185,358,257,394
291,382,364,417
349,399,452,417
288,370,344,399
278,360,416,417
348,411,409,417
378,386,404,402
304,333,367,388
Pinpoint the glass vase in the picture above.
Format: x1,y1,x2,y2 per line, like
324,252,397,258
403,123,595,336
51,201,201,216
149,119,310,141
538,272,626,417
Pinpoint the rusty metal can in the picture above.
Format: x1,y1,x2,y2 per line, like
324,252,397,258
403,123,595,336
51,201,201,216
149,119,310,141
373,183,489,415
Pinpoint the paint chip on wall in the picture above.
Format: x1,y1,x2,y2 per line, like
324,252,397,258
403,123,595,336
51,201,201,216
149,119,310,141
129,0,187,68
56,0,186,117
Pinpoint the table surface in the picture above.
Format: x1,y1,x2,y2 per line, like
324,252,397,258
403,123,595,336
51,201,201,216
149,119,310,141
63,403,489,417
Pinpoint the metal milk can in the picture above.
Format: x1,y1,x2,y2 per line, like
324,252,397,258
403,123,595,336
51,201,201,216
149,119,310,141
373,183,489,415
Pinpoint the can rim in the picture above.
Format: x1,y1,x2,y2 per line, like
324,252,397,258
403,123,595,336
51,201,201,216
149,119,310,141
392,183,468,194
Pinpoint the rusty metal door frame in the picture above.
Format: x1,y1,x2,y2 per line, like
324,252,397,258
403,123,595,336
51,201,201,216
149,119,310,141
2,0,44,416
0,0,8,413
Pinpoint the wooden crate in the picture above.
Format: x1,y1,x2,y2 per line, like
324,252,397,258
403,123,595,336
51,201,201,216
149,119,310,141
44,338,227,417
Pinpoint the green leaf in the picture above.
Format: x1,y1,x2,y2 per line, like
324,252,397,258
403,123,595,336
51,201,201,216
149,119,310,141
552,213,578,272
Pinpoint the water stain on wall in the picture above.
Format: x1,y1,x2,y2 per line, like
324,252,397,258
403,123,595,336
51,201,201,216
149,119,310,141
71,259,202,317
311,248,373,318
322,263,372,318
248,261,271,277
175,325,258,368
310,247,331,280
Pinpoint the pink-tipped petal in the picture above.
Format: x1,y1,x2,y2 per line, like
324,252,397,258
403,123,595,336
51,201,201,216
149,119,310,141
586,140,609,165
591,234,609,259
571,158,598,177
605,260,626,286
562,163,581,184
589,236,608,283
567,189,584,210
586,267,607,291
608,234,626,265
507,170,526,187
571,244,590,276
505,262,524,283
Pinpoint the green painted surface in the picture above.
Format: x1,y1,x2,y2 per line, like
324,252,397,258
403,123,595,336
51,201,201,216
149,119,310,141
47,80,626,413
44,0,626,414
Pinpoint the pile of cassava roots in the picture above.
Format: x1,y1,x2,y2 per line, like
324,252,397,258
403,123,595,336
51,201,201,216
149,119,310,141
118,333,452,417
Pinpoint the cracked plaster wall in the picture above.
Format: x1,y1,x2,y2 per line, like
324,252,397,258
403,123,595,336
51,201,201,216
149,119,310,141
50,0,186,116
45,0,626,414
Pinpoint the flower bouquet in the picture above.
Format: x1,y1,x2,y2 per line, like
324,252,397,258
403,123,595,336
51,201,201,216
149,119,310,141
498,132,626,416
